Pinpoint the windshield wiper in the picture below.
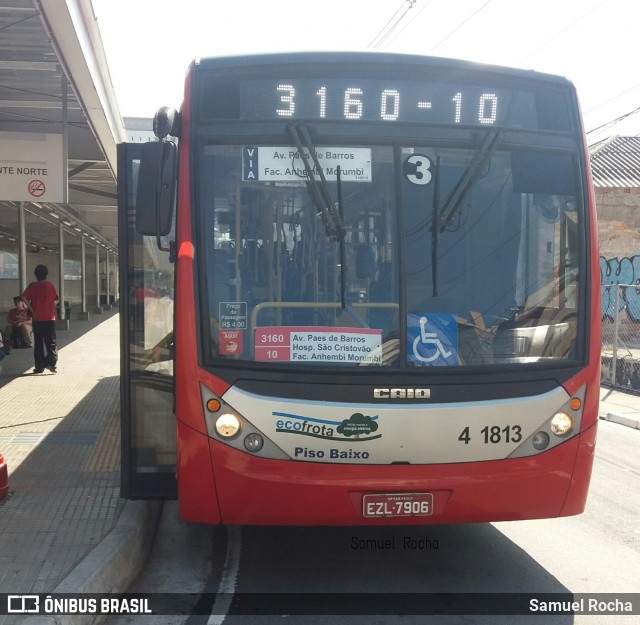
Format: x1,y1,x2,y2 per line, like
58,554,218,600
336,165,347,309
430,129,503,297
334,164,368,327
288,125,369,326
437,129,503,232
431,157,441,297
288,124,345,241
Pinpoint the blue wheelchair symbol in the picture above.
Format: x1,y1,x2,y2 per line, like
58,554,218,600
408,314,458,366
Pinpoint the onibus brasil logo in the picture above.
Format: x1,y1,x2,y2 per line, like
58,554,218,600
274,411,380,441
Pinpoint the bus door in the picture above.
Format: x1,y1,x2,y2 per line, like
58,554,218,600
117,142,177,499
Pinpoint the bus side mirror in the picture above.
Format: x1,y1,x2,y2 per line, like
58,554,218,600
154,106,180,139
135,140,177,237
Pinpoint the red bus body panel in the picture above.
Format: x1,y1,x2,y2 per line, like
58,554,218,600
175,419,596,525
176,420,220,524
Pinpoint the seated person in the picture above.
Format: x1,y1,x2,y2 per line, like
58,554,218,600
4,296,33,350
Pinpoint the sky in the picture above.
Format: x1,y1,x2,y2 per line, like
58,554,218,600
92,0,640,145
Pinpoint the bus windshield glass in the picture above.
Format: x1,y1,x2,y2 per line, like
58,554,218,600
199,137,581,369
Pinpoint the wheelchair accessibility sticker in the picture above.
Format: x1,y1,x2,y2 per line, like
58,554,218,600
408,313,458,366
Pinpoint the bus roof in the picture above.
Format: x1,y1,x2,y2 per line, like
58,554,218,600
192,51,574,88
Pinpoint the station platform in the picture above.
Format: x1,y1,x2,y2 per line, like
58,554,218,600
0,309,160,625
0,312,638,624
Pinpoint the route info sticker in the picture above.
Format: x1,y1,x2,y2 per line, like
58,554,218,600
255,327,382,365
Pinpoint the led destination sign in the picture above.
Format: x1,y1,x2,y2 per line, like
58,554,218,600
234,78,565,129
198,64,573,131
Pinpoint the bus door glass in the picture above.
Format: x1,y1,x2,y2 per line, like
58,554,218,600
117,142,177,499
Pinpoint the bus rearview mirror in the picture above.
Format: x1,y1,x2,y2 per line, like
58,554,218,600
135,140,177,237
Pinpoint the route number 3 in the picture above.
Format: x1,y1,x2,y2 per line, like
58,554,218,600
403,154,432,186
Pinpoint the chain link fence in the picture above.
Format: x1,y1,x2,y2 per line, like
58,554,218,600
601,284,640,390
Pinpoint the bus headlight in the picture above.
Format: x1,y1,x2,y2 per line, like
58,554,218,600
244,433,264,453
215,414,241,438
550,411,574,437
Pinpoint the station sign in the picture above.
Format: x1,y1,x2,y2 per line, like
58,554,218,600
0,132,65,202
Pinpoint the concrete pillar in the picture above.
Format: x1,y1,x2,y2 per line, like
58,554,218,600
78,236,89,320
56,223,68,330
18,202,27,292
95,244,102,313
105,250,111,308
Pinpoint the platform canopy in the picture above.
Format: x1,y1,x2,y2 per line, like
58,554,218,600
0,0,124,257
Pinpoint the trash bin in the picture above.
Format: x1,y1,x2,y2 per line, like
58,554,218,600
56,300,72,320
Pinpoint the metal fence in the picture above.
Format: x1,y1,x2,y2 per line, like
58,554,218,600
601,284,640,391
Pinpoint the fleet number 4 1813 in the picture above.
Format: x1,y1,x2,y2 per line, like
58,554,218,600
458,425,523,445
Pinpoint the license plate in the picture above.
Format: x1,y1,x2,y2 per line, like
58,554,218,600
362,492,433,518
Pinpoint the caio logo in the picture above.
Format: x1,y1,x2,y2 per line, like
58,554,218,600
373,388,431,399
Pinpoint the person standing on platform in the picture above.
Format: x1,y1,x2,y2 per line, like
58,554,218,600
22,264,59,374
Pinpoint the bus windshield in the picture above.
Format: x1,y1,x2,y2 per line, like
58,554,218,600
199,139,581,369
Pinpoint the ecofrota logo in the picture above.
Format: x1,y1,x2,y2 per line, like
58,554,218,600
274,411,381,441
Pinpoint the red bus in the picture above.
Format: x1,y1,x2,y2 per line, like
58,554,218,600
118,52,600,525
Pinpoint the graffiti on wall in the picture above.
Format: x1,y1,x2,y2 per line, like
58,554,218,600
600,256,640,321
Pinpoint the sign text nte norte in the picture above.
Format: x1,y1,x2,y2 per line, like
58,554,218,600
0,132,65,202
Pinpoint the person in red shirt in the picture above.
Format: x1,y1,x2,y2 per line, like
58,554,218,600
22,264,59,374
3,296,33,351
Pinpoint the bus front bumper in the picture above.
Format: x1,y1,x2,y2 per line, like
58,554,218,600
177,420,597,525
